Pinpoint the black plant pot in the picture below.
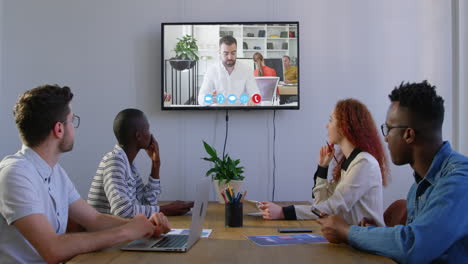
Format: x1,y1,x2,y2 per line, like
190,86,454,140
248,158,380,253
169,58,196,71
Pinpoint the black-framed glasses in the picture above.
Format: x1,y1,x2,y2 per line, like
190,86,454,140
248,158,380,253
63,114,80,128
380,124,408,137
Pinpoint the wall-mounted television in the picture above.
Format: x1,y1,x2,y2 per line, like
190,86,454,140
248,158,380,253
161,22,299,110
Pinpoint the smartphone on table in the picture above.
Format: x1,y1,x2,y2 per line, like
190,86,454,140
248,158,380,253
311,207,327,218
278,228,313,233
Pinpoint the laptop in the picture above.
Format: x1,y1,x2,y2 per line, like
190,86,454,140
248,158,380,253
121,178,210,252
255,76,280,105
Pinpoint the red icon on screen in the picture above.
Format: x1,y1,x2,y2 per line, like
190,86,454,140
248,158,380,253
252,94,262,104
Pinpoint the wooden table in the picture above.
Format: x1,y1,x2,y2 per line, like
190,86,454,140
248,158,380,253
277,85,298,105
278,84,298,95
68,202,395,264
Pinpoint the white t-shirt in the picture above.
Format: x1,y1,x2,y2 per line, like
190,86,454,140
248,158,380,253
198,61,259,106
0,145,81,263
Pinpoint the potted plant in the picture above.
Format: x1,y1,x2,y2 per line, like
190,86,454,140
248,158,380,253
170,35,199,71
202,141,245,203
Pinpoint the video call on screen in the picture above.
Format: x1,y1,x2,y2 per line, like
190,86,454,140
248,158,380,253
162,22,299,110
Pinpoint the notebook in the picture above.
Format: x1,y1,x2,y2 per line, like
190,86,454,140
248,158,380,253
121,179,210,252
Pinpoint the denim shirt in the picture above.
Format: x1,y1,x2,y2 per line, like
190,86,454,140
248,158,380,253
347,142,468,264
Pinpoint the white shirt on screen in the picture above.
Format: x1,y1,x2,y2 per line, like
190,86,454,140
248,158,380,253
198,61,259,106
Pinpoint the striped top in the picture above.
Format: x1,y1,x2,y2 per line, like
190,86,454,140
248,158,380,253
87,145,161,218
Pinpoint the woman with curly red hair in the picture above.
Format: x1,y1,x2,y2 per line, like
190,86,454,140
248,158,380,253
259,98,389,226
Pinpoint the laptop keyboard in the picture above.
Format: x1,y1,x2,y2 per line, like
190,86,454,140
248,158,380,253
152,235,188,248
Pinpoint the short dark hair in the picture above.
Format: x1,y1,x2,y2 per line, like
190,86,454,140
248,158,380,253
113,109,147,146
219,35,237,47
388,80,445,129
13,84,73,147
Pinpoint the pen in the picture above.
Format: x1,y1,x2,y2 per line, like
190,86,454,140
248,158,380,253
235,192,241,203
225,188,232,203
326,141,338,163
220,191,228,203
240,190,247,203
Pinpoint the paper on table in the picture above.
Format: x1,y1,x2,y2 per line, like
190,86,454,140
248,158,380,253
247,212,263,217
167,229,212,238
245,200,263,216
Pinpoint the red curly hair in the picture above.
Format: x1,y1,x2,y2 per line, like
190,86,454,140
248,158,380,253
332,99,388,186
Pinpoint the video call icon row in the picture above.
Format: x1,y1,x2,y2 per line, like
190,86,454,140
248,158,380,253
204,93,261,104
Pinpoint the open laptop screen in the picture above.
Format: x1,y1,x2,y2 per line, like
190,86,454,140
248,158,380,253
255,77,279,102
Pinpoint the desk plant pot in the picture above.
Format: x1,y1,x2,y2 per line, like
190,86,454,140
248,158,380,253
213,179,243,204
202,141,245,203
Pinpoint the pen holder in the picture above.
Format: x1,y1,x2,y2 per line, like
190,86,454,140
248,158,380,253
225,202,243,227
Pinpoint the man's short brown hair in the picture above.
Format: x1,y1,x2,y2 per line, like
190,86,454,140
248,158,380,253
13,84,74,147
219,35,237,47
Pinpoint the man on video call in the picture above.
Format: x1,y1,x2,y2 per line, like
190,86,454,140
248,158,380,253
197,35,260,106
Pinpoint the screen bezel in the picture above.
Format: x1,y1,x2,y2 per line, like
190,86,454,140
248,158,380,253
161,21,300,111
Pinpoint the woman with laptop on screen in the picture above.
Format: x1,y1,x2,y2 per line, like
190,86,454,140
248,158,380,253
259,99,388,226
252,52,281,105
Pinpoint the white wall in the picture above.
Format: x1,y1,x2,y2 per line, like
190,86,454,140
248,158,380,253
462,0,468,155
0,0,4,137
455,0,468,155
0,0,453,209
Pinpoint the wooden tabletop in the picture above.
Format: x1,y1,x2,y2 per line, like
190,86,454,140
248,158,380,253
278,85,298,95
68,202,395,264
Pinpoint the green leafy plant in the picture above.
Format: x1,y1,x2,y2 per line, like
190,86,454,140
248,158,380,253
202,141,244,184
174,35,199,61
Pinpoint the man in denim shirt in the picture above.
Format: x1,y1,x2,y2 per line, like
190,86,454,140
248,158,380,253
317,81,468,263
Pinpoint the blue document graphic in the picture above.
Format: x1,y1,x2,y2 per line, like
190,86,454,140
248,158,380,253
247,234,327,246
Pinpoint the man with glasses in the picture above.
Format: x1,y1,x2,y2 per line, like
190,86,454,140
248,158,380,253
317,81,468,263
0,85,170,263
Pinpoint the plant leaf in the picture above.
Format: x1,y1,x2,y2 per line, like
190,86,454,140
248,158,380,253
205,168,217,177
203,141,218,159
201,140,243,182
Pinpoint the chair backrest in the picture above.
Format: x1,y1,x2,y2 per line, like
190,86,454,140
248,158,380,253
264,58,284,81
384,199,407,227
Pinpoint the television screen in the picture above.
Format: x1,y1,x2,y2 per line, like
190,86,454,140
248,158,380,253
161,22,299,110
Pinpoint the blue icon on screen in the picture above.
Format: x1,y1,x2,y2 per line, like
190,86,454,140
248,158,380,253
228,94,237,103
204,94,213,104
216,94,225,104
240,94,249,104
